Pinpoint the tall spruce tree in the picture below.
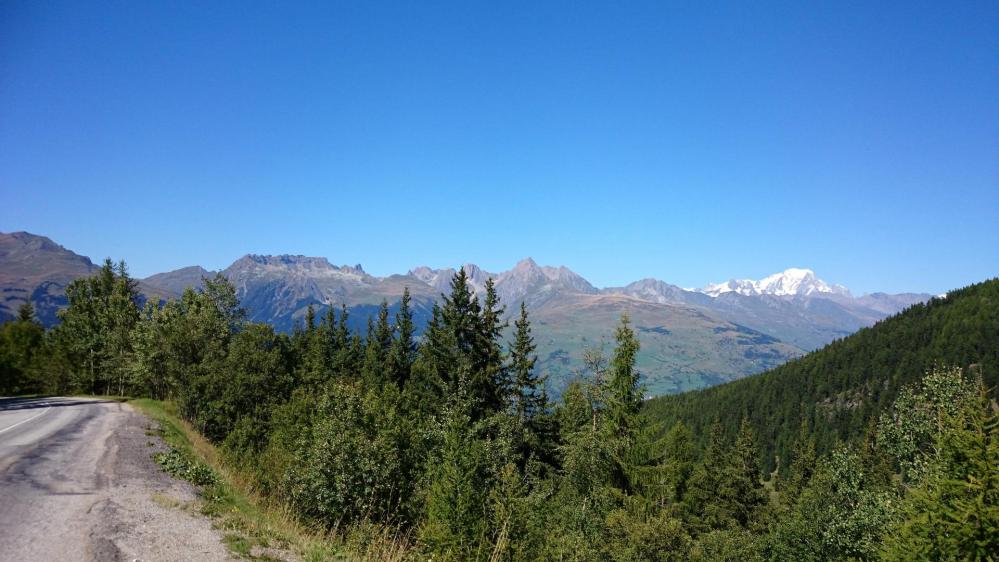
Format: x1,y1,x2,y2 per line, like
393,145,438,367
17,302,35,322
685,420,729,532
509,302,545,424
606,313,642,439
331,304,354,378
781,420,818,504
662,421,697,503
729,419,767,528
420,269,490,416
476,278,508,413
362,300,393,386
388,288,417,387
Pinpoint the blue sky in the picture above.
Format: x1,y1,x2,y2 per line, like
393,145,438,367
1,1,996,294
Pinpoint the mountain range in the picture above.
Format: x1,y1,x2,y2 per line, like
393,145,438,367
0,231,931,396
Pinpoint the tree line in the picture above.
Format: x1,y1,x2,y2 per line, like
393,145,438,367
644,278,999,477
1,260,996,560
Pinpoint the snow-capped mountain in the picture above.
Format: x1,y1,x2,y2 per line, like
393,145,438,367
1,230,936,397
699,268,850,298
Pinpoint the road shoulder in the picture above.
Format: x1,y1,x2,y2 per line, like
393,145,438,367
93,401,233,561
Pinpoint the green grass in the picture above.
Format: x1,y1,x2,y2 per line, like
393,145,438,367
130,398,345,561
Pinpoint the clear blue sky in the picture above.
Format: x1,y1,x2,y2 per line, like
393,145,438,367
2,1,996,294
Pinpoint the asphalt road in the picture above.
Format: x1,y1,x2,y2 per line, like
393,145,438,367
0,396,231,561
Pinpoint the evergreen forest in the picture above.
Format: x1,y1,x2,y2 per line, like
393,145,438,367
2,259,997,561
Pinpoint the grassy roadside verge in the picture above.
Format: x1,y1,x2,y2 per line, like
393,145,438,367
129,398,339,561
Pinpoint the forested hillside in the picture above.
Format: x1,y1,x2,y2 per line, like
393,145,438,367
1,261,996,560
644,278,999,474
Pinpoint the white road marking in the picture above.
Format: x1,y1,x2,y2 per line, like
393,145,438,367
0,405,52,435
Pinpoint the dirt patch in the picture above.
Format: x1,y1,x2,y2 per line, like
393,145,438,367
87,403,233,561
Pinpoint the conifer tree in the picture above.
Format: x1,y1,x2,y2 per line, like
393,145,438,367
729,419,767,528
605,314,642,439
420,269,492,417
0,302,45,394
882,387,999,560
388,288,417,387
331,304,354,377
17,302,35,322
477,277,508,413
686,420,766,533
408,302,449,412
685,421,729,531
362,301,393,386
510,302,545,424
420,391,490,559
662,421,697,503
296,304,328,387
304,304,316,333
781,419,817,504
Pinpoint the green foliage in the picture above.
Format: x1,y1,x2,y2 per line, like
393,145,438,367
510,302,546,424
882,384,999,561
283,383,410,527
154,448,219,486
767,445,900,561
661,421,697,503
15,260,998,561
419,396,493,560
779,420,817,504
685,420,767,533
690,528,763,562
603,504,691,562
877,365,978,482
644,279,999,474
387,287,417,388
48,258,140,395
606,314,643,440
0,304,45,394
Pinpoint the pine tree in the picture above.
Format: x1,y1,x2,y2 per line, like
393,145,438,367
304,304,316,332
510,302,545,424
729,419,767,529
331,304,354,377
420,392,491,560
407,302,449,414
296,304,327,387
662,421,697,503
781,419,817,505
51,258,140,395
388,288,417,387
476,278,508,413
0,302,45,394
418,269,493,417
685,421,729,532
688,420,765,532
17,302,35,323
362,300,393,386
606,314,642,439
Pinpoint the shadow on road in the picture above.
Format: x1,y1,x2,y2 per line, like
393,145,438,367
0,397,118,412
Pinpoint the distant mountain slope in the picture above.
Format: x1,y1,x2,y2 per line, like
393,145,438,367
143,265,216,295
221,255,439,332
0,232,99,325
0,232,174,325
1,231,933,397
528,293,800,396
642,278,999,474
606,269,932,351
